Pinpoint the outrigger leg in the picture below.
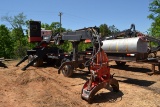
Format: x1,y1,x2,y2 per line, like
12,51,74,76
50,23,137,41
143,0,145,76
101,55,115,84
15,55,28,67
21,56,39,71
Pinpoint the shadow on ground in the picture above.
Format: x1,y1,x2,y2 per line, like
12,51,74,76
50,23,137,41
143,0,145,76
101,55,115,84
115,75,155,87
110,65,151,73
71,70,90,81
93,90,124,103
0,62,8,68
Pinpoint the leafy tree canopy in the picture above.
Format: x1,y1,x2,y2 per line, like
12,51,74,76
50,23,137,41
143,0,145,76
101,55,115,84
0,25,14,58
99,24,111,37
1,13,28,58
148,0,160,37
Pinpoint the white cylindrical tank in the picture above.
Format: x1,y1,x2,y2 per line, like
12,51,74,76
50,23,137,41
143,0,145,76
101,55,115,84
101,37,148,53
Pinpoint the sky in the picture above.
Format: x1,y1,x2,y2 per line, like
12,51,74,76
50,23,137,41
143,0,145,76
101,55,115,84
0,0,153,33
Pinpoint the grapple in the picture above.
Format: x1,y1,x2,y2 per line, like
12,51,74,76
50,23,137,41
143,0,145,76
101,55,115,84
81,48,119,103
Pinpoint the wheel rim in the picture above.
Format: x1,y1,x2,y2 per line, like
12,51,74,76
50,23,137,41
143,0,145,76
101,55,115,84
62,65,69,74
62,65,73,77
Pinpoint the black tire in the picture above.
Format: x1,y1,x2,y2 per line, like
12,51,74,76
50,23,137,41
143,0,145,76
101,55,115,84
110,78,119,92
28,55,43,67
61,58,73,77
79,63,85,69
115,61,126,66
62,65,73,77
33,58,43,67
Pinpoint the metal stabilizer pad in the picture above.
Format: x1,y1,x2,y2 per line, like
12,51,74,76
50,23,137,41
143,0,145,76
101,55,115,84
81,78,119,103
81,80,107,104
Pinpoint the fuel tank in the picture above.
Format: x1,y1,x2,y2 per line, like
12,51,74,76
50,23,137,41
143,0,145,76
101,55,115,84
101,37,148,53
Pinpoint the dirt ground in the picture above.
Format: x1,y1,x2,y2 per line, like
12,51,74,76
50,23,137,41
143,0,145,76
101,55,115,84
1,60,160,107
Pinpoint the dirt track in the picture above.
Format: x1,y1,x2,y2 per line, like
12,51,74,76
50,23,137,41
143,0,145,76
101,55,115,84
1,60,160,107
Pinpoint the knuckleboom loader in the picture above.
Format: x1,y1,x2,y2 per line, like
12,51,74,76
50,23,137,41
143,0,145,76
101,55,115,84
16,21,70,70
53,26,119,103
